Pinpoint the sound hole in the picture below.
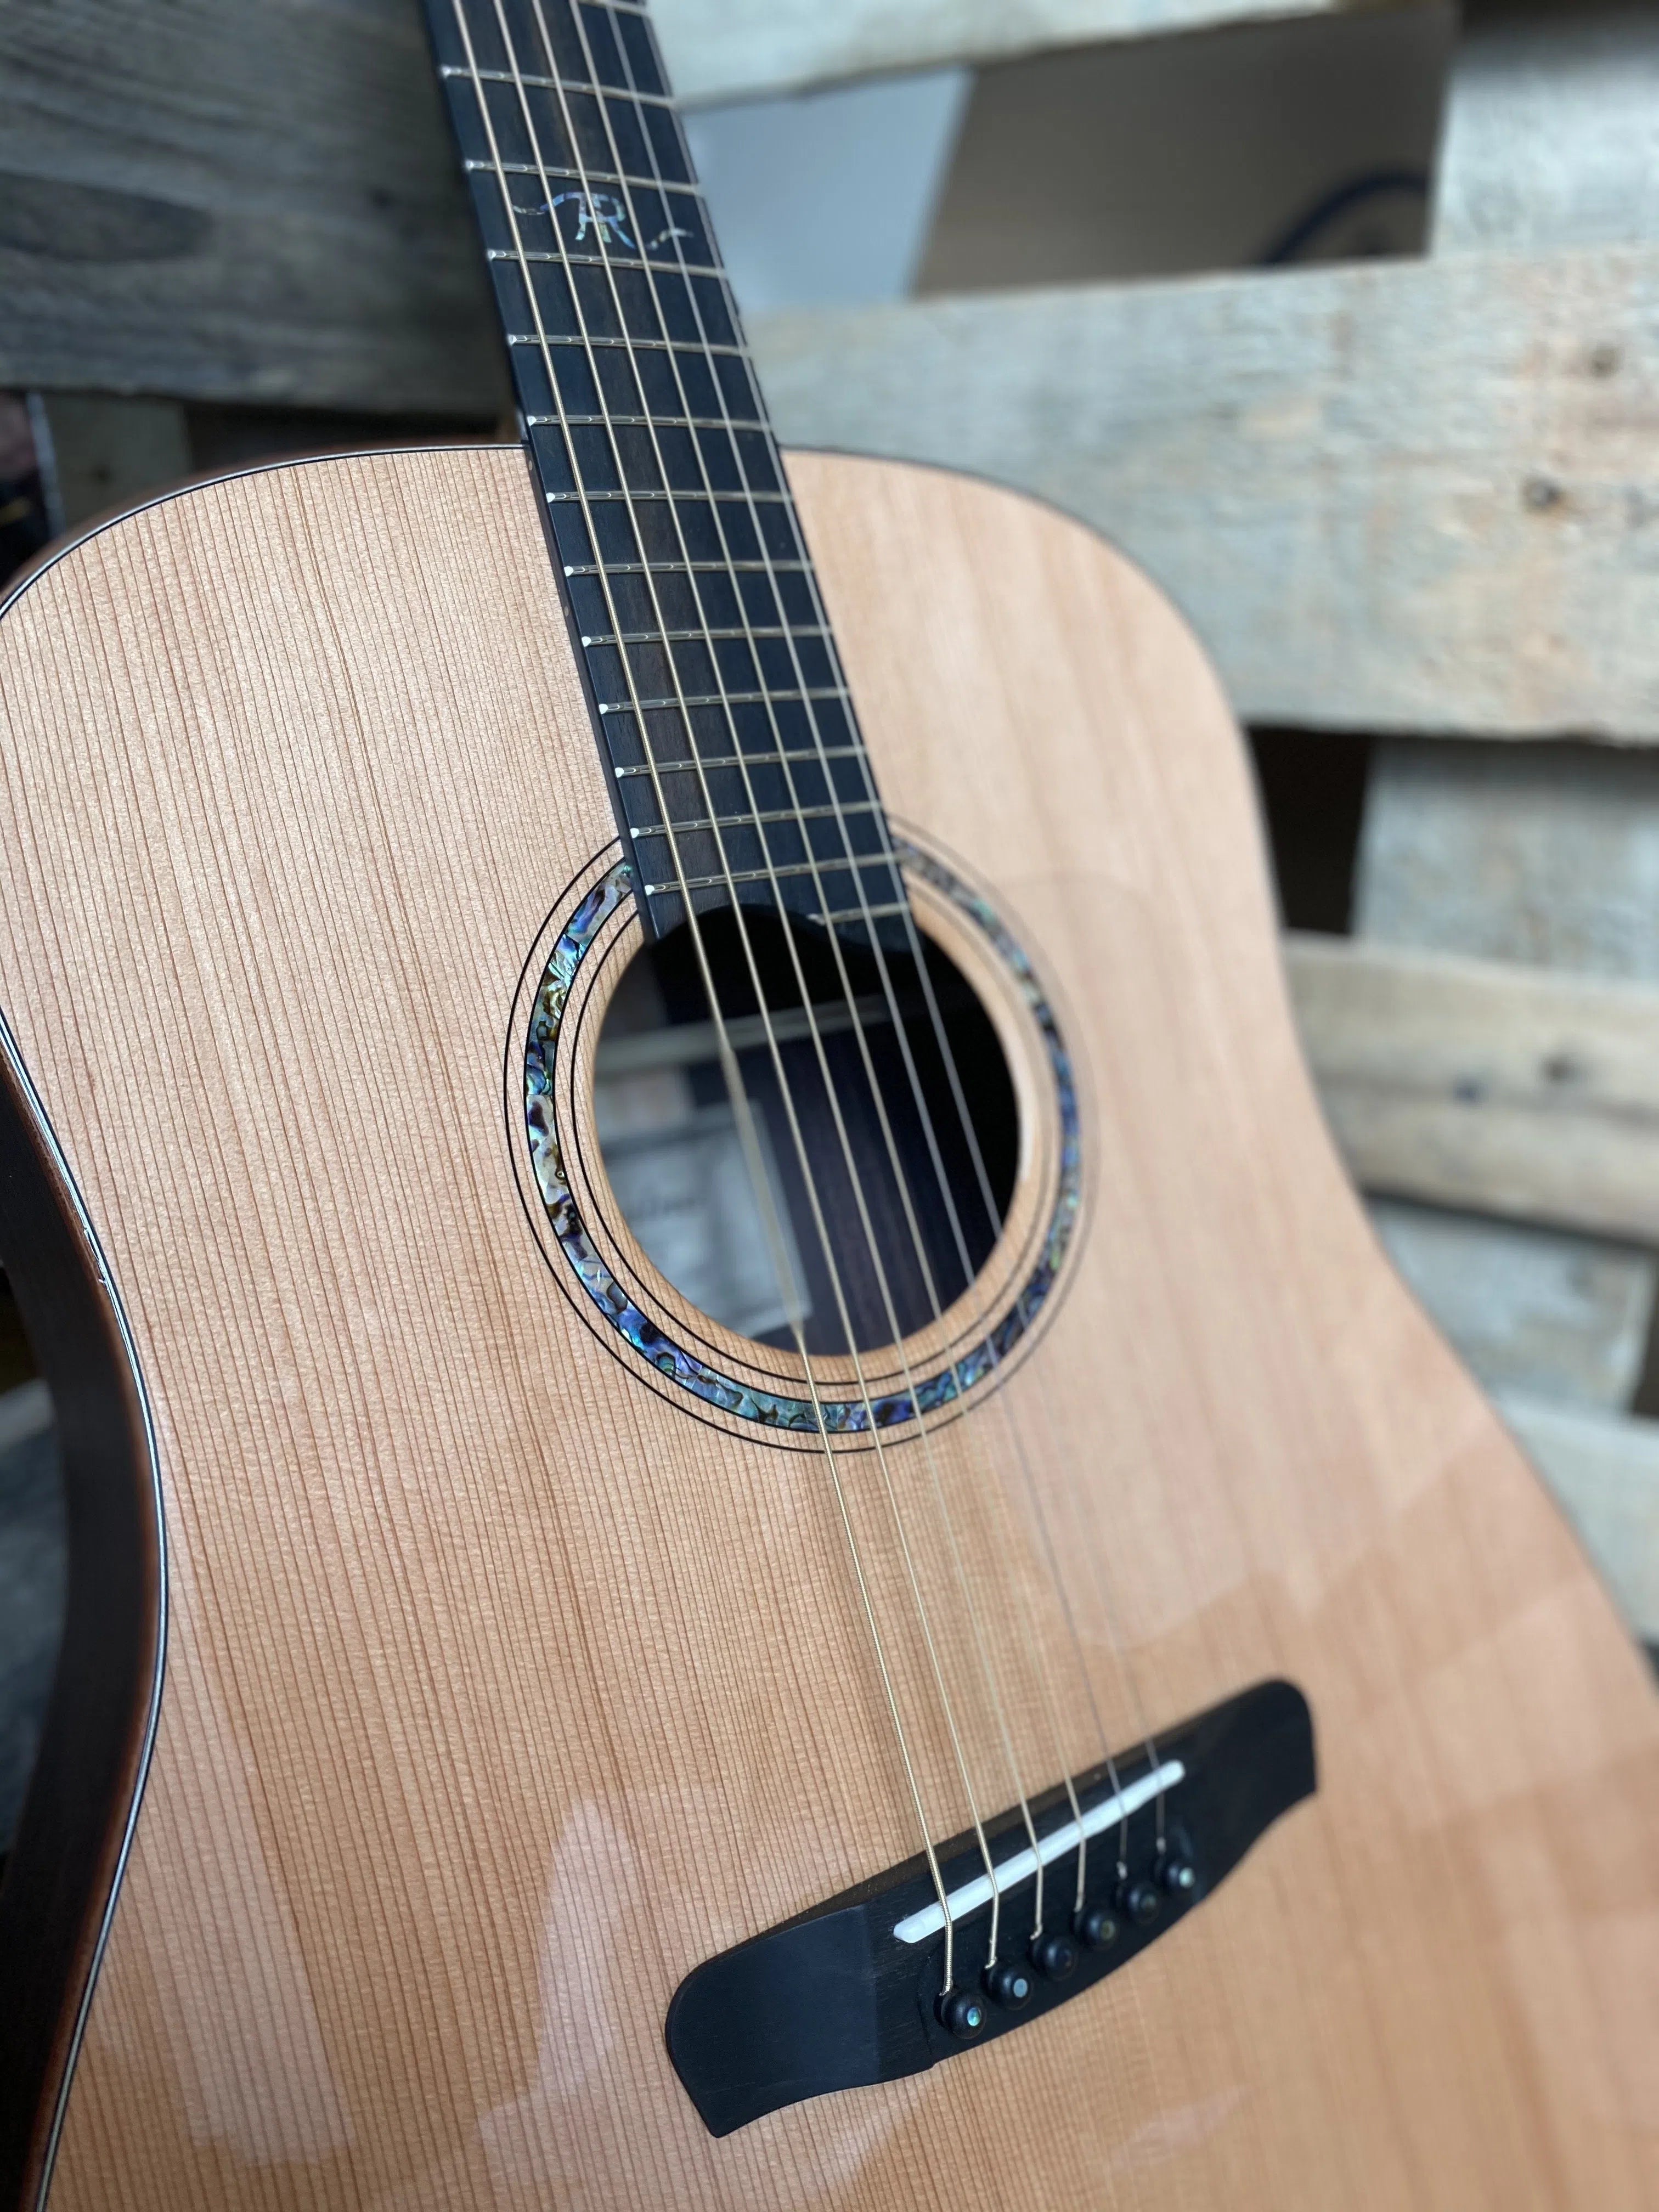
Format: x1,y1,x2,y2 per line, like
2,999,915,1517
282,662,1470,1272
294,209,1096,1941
595,905,1018,1357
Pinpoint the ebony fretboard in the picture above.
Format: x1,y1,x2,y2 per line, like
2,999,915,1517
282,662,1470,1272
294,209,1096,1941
424,0,908,945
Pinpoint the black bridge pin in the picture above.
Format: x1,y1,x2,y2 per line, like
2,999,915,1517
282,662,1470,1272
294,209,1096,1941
1159,1854,1199,1896
985,1960,1034,2010
937,1988,988,2040
1030,1929,1079,1980
1116,1876,1161,1926
1075,1902,1120,1950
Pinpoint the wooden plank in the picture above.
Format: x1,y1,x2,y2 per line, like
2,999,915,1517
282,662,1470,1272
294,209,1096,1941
1369,1197,1654,1414
0,1,1416,411
1341,14,1659,1429
1498,1393,1659,1644
1351,737,1659,1401
34,396,189,532
754,244,1659,741
1353,739,1659,978
1286,930,1659,1243
0,0,503,415
656,0,1406,105
1433,3,1659,257
914,2,1452,292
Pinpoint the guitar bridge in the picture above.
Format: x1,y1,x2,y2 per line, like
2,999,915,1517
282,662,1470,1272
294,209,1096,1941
665,1679,1316,2135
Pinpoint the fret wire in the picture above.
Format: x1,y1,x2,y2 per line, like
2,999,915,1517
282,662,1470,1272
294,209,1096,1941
564,559,810,576
613,746,865,778
596,687,848,713
820,900,911,924
631,799,882,838
507,332,749,357
531,414,766,432
492,250,727,280
581,623,827,643
545,490,794,505
467,157,708,194
462,67,676,106
448,65,675,105
642,859,902,896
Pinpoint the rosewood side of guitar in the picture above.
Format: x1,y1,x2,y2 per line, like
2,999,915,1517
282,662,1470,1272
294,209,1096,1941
0,445,1654,2210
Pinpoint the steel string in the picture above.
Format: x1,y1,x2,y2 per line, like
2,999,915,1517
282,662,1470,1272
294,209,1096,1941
490,0,1020,1971
594,2,1166,1897
533,0,1079,1963
454,0,988,1988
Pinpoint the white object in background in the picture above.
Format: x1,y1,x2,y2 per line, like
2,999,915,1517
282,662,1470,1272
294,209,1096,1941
595,1080,809,1342
684,69,971,314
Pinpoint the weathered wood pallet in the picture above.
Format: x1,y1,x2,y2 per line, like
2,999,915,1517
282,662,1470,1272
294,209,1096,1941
0,0,504,415
1288,933,1659,1248
755,242,1659,741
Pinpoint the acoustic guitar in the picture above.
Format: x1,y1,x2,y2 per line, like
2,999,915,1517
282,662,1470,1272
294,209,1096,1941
1,3,1655,2206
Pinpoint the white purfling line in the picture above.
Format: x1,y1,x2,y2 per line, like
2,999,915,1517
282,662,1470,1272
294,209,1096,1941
891,1762,1187,1946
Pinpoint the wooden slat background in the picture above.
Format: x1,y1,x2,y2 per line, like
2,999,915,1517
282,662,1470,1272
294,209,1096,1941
1289,934,1659,1245
0,0,504,415
753,244,1659,742
1432,2,1659,257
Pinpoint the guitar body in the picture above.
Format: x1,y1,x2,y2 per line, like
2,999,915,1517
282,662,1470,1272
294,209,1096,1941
0,443,1654,2211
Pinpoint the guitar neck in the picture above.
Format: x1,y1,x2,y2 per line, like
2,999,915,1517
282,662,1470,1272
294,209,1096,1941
424,0,907,948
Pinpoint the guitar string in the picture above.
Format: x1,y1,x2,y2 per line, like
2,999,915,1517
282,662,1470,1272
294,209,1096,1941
535,0,1084,1957
878,929,1169,1854
452,0,987,1988
661,58,1173,1860
570,0,1118,1934
600,2,1138,1896
511,0,1163,1934
466,0,1166,1957
441,0,961,1976
489,0,1031,1973
591,0,1166,1892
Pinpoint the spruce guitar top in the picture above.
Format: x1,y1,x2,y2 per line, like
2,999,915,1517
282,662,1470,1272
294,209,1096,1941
0,4,1655,2208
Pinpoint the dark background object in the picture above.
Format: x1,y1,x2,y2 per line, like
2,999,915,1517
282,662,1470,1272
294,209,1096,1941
0,0,505,417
